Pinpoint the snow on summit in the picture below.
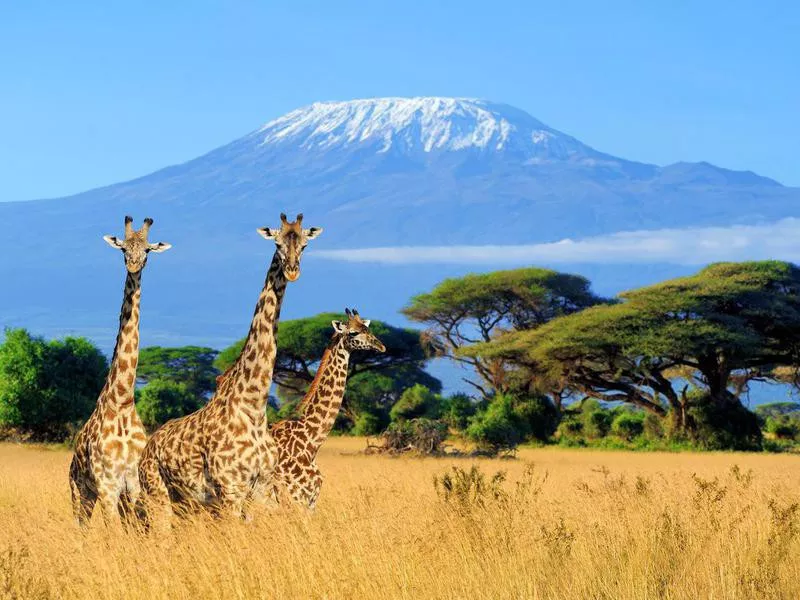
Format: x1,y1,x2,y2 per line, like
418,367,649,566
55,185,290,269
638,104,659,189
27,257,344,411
254,97,604,161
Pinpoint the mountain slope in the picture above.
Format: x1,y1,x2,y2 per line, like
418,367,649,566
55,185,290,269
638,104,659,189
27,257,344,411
1,96,798,354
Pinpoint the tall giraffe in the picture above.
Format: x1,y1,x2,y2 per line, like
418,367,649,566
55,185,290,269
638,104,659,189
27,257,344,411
69,216,172,526
137,213,322,525
270,308,385,509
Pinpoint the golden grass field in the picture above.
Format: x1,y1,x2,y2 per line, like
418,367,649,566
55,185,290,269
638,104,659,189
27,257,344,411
1,438,800,600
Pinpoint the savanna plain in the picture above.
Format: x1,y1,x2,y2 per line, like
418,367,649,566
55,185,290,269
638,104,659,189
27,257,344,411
1,438,799,600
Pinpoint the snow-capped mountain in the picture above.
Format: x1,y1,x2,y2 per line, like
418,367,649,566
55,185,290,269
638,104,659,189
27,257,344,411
252,97,612,164
0,97,797,355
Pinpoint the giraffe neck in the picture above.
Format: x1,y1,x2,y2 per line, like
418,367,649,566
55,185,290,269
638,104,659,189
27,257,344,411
218,251,287,413
297,335,351,449
100,269,142,411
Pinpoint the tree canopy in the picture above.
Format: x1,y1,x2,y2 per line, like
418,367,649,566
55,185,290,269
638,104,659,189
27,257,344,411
0,328,107,439
402,267,607,399
470,261,800,439
137,346,219,398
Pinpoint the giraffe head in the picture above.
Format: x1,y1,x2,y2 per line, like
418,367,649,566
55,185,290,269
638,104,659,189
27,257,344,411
103,216,172,273
332,308,387,353
257,213,323,282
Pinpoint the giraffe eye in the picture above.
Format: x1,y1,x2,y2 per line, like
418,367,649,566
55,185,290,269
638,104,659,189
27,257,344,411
348,331,358,337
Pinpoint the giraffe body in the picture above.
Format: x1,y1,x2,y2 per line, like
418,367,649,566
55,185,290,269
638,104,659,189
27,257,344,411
271,309,385,509
69,216,171,526
137,214,322,524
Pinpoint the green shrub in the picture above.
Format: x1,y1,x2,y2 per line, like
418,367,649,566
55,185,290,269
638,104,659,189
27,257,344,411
765,416,800,440
465,393,556,453
582,406,613,439
643,413,666,439
352,412,383,436
687,394,762,451
390,384,442,421
611,411,645,441
136,379,202,429
466,394,526,454
439,393,477,430
0,328,107,440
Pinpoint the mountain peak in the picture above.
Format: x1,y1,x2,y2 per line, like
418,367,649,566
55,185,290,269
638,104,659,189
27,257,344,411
251,96,605,162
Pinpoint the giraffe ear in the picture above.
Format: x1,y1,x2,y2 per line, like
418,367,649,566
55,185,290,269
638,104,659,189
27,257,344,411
304,227,323,240
331,320,346,333
258,227,278,240
362,320,371,328
148,241,172,253
103,235,124,249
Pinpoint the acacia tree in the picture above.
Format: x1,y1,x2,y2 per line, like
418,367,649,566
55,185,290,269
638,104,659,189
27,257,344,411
472,261,800,440
215,313,439,429
402,267,606,399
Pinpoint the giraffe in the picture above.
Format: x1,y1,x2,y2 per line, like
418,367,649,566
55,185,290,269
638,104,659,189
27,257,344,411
69,216,172,527
136,213,322,526
270,308,386,509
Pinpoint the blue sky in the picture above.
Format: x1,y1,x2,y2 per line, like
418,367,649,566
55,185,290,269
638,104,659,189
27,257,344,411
2,0,798,201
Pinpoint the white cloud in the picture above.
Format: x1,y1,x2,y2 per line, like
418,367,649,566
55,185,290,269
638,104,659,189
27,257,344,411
312,218,800,265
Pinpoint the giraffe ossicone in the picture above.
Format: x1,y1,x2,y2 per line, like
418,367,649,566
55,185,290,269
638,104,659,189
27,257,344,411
136,213,322,526
271,308,386,509
69,216,171,527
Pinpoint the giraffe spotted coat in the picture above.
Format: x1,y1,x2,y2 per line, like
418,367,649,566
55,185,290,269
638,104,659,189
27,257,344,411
271,309,385,509
69,216,171,526
136,214,322,524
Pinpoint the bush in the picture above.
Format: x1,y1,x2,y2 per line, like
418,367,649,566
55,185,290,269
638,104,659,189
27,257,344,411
390,384,442,422
0,328,107,440
466,394,523,454
379,418,448,454
440,393,477,430
352,412,383,436
582,406,613,440
136,379,203,429
643,413,666,440
611,411,645,441
765,416,800,440
687,394,762,451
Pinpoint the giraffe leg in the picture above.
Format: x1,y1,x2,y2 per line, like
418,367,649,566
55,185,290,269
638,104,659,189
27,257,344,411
96,485,123,528
306,467,323,511
70,474,98,527
118,472,141,529
136,452,172,534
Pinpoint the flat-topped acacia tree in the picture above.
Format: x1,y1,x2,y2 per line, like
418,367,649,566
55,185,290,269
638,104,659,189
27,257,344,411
402,267,607,400
470,261,800,440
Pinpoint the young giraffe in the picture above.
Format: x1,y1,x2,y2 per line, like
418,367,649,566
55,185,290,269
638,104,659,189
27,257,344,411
136,213,322,525
270,308,386,509
69,216,172,526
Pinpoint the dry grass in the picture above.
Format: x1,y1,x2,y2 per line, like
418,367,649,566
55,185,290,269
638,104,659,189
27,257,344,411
2,438,800,599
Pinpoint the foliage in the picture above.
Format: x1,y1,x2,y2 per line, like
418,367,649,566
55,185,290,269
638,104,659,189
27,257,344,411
466,393,557,454
389,384,442,421
136,379,203,430
403,267,606,399
611,411,645,441
439,392,478,430
352,412,383,436
686,394,762,451
755,402,800,419
471,261,800,444
137,346,219,398
764,415,800,440
0,328,106,439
